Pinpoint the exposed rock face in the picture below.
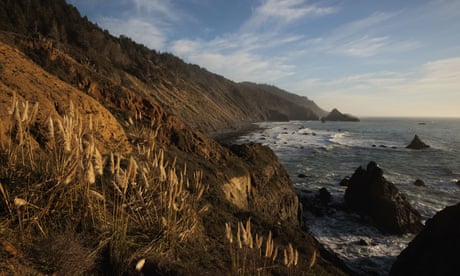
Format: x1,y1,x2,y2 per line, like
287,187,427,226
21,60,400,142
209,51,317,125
406,135,430,149
344,162,423,234
229,143,300,224
321,108,359,122
391,203,460,276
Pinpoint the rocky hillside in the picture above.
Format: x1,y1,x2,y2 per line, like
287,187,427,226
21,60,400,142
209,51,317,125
0,0,326,135
0,38,346,275
0,0,347,275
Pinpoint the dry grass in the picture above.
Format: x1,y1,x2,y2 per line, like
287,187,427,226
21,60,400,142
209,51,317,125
29,229,96,275
225,218,293,275
0,97,209,274
225,218,318,276
0,96,318,275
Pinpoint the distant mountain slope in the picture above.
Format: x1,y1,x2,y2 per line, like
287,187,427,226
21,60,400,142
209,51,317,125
0,0,325,134
239,82,328,119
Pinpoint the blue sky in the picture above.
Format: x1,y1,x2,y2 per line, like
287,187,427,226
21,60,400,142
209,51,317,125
67,0,460,117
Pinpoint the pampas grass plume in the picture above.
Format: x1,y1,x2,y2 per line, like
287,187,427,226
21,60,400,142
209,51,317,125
135,258,145,271
86,162,96,184
14,197,28,208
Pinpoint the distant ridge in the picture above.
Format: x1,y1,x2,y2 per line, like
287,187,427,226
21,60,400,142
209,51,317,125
0,0,329,134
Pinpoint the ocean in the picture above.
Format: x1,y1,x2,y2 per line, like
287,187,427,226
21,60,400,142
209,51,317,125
233,118,460,275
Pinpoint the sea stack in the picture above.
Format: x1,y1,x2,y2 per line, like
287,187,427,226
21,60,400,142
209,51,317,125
321,108,359,122
344,162,423,234
406,135,430,149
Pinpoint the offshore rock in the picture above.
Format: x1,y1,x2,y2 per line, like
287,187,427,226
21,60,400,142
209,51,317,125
406,135,430,149
344,162,423,234
391,203,460,276
414,179,425,186
318,187,332,205
321,108,359,122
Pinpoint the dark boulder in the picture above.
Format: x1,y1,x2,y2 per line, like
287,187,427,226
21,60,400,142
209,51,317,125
391,203,460,276
339,177,350,187
318,188,332,205
298,173,307,178
344,162,423,234
406,135,430,149
414,179,425,187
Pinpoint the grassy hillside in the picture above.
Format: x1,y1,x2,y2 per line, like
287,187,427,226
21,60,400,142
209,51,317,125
0,41,346,274
0,0,347,275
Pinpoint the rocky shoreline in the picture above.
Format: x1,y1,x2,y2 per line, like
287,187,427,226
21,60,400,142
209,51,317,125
222,126,459,275
209,123,264,144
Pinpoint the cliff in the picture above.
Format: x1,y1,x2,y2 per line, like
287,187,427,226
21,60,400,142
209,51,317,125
0,0,346,274
0,0,324,134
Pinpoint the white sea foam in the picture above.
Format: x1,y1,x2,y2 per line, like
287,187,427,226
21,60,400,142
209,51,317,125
234,118,460,275
305,209,414,275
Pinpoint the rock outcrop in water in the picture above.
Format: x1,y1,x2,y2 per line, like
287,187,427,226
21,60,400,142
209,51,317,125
344,162,423,234
390,203,460,276
406,135,430,149
321,108,359,122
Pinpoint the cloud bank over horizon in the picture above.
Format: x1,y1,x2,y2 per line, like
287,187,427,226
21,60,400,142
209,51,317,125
68,0,460,117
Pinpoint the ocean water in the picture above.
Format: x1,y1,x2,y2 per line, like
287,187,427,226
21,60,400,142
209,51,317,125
233,118,460,275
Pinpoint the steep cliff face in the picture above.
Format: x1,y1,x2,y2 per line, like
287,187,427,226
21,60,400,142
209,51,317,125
0,0,325,134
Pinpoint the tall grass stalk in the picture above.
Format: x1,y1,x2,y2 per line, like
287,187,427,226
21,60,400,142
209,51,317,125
0,100,209,274
225,219,280,276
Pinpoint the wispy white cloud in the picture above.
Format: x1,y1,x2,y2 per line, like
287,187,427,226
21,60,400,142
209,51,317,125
300,11,420,58
171,34,296,82
94,0,190,50
332,12,399,40
242,0,338,31
99,17,167,50
341,36,390,57
131,0,192,23
169,0,337,83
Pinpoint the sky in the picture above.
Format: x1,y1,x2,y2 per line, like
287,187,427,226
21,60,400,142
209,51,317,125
67,0,460,117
